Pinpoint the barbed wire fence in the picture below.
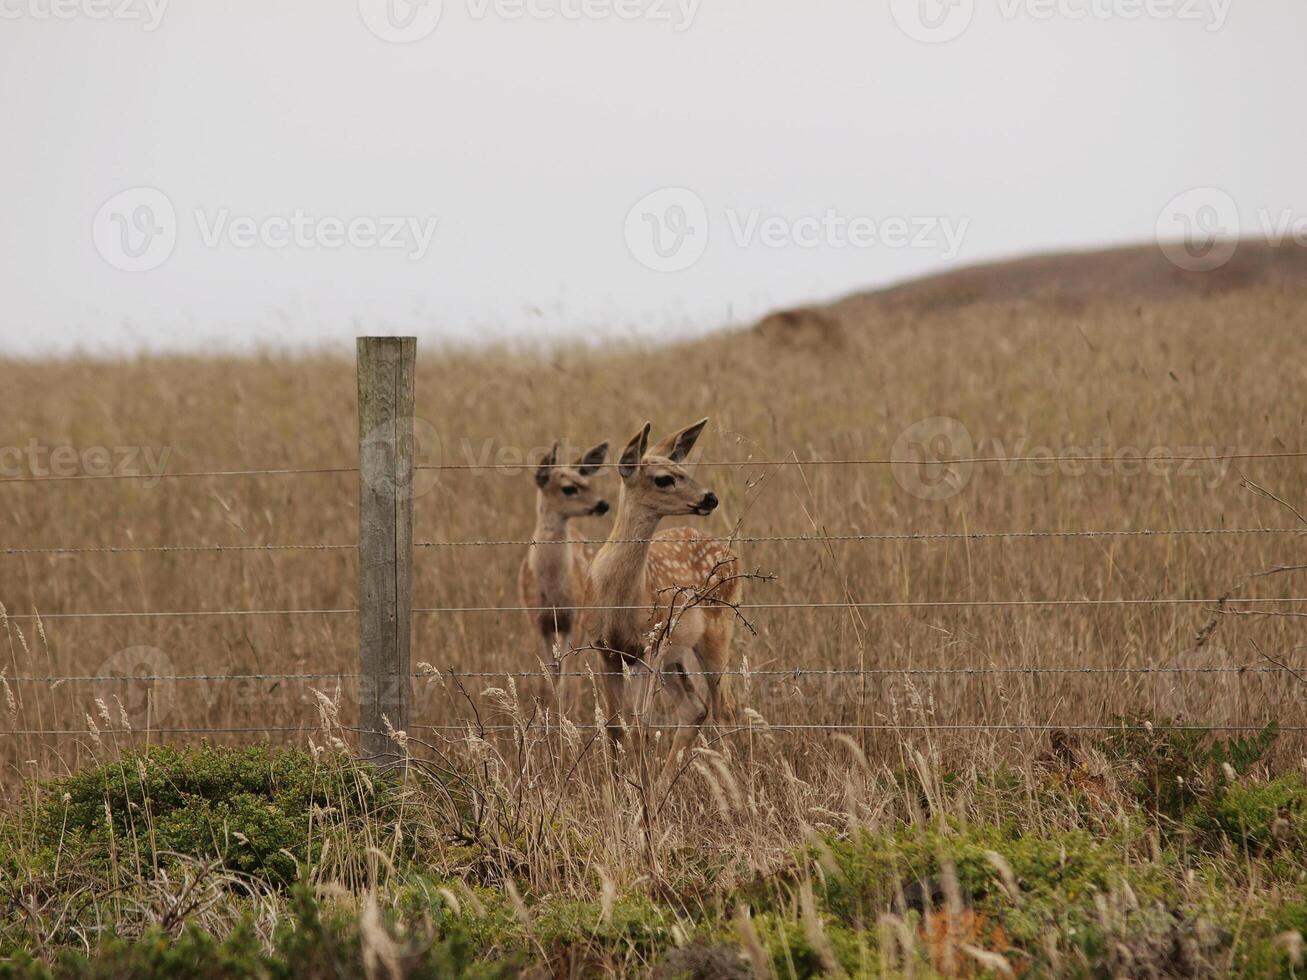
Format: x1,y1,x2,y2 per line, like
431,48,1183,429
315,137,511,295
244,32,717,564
3,336,1306,764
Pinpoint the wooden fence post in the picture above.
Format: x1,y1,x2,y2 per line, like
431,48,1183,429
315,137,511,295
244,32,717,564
357,336,416,768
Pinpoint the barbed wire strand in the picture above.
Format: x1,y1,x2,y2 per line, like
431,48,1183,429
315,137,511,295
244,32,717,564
416,527,1306,548
416,597,1307,614
3,544,356,555
3,449,1305,484
5,596,1307,620
416,598,1307,613
0,608,357,621
5,527,1304,556
3,723,1301,737
9,447,1306,746
431,450,1307,471
0,465,358,485
13,665,1307,683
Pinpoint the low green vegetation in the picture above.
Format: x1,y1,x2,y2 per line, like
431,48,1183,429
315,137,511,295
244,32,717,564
25,743,398,887
3,727,1307,978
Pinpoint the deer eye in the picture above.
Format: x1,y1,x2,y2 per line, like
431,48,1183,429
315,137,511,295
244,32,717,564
654,475,675,488
562,485,579,496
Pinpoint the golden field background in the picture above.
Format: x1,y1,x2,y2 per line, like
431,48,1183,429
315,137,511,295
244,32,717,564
2,265,1307,797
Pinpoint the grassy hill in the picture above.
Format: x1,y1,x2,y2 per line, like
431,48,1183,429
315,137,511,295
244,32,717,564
3,242,1307,975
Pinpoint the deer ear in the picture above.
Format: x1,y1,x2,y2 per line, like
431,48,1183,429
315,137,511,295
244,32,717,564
652,417,709,462
535,442,559,488
575,441,608,476
618,423,651,479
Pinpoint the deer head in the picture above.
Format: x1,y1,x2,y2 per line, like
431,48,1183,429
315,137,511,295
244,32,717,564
616,419,718,518
534,441,611,518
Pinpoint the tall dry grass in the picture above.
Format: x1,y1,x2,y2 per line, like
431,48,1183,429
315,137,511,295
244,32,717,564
2,285,1305,856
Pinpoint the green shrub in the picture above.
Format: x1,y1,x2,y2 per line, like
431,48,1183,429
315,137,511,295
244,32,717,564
533,894,676,964
273,885,519,980
34,744,395,886
1191,775,1307,853
0,888,519,980
1100,720,1215,817
1231,901,1307,980
0,925,267,980
816,820,1157,928
747,912,863,980
1099,719,1278,819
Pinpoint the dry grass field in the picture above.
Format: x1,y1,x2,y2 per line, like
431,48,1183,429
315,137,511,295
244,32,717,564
4,279,1306,770
4,258,1307,975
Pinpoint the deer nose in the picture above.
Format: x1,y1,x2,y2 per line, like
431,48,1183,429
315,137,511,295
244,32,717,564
700,492,718,512
593,500,610,515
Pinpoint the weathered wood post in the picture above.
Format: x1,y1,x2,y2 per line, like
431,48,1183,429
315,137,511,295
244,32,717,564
357,336,416,768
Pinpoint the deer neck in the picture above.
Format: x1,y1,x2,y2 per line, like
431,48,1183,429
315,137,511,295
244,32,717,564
592,491,662,612
529,502,574,599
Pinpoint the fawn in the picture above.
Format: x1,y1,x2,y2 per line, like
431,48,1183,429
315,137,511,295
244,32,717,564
584,419,742,767
519,441,610,672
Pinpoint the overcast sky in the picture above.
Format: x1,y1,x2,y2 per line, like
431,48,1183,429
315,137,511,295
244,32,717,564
1,1,1304,356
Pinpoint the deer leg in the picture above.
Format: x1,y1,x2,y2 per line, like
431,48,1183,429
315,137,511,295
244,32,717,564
660,646,709,777
706,672,737,728
696,613,738,727
598,653,628,764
